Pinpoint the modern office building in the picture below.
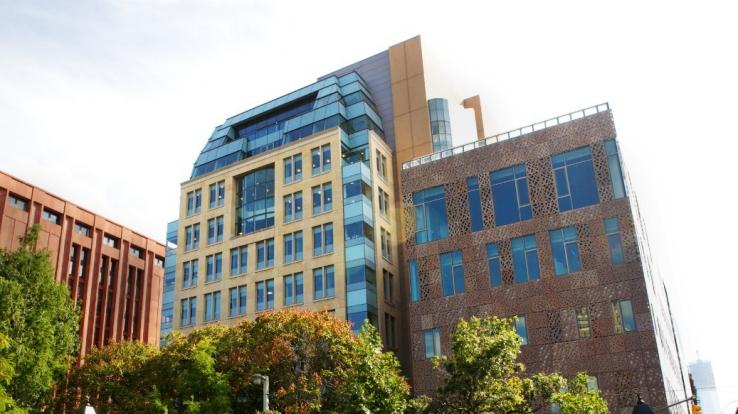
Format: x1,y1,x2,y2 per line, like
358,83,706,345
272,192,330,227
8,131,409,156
171,36,689,413
689,360,721,414
0,171,165,359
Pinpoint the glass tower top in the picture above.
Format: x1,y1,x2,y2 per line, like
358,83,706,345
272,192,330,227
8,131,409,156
191,72,384,178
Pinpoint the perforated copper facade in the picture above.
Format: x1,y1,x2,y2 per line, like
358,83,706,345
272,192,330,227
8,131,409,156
0,171,165,360
399,112,689,413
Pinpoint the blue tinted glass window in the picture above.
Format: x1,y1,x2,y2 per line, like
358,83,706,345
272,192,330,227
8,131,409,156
256,238,274,269
440,250,464,297
511,235,540,284
409,260,420,303
423,328,442,358
552,147,599,211
549,226,581,276
604,140,626,199
236,166,275,235
613,299,636,333
515,316,528,345
487,243,502,287
413,186,449,244
313,267,324,300
491,164,532,226
605,217,624,264
466,177,484,232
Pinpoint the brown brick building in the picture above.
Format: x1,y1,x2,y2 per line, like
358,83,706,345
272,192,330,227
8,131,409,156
398,106,690,413
0,171,165,359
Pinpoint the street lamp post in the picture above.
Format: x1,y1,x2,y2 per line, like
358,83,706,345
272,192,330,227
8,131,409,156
252,373,270,412
77,395,96,414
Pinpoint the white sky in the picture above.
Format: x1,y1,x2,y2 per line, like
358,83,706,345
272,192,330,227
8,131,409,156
1,1,736,409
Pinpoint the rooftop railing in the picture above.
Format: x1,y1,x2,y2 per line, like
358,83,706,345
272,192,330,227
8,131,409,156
401,103,610,170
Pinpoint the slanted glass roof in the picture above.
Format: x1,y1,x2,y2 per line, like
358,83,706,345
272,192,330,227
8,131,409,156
191,72,384,178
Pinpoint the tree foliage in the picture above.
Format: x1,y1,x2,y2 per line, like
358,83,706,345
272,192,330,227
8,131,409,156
551,372,609,414
0,225,80,411
427,315,579,414
59,310,419,413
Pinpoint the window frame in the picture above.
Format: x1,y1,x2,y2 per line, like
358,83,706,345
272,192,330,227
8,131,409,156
490,164,532,226
549,226,582,276
423,327,442,359
605,217,624,265
440,250,465,297
511,235,540,284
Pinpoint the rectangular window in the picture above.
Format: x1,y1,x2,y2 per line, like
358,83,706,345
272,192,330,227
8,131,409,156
604,139,626,199
605,217,624,265
209,180,225,209
490,164,532,226
229,285,247,316
313,265,335,300
511,235,540,284
284,153,303,184
186,189,202,216
549,226,581,276
552,146,599,212
256,279,275,312
423,328,441,358
283,231,303,264
384,313,396,349
467,176,484,232
180,297,197,326
103,234,119,248
380,228,391,261
312,182,333,215
182,259,198,288
440,250,464,297
587,376,599,390
311,144,331,175
283,191,303,223
576,306,591,338
256,238,274,270
230,245,248,276
409,260,420,303
487,243,502,287
208,216,224,244
184,224,200,251
378,189,390,216
376,150,387,179
383,270,394,304
284,272,304,306
413,186,449,244
129,246,143,259
205,253,222,282
312,223,334,256
515,315,529,345
42,208,61,225
7,194,28,211
74,222,91,237
344,179,372,200
236,166,275,235
612,299,636,333
204,291,221,321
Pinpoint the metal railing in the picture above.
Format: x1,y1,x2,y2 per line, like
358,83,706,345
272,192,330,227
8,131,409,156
401,103,610,170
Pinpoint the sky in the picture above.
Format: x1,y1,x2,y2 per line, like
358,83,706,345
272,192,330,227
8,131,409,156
1,0,737,410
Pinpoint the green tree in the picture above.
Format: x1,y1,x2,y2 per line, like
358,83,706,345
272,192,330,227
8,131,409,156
0,333,26,413
0,225,80,410
57,310,418,414
551,372,608,414
58,341,162,414
427,315,565,414
330,322,425,414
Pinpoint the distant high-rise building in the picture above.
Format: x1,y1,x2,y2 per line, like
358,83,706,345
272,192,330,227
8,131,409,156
169,35,689,413
0,171,165,359
690,360,721,414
